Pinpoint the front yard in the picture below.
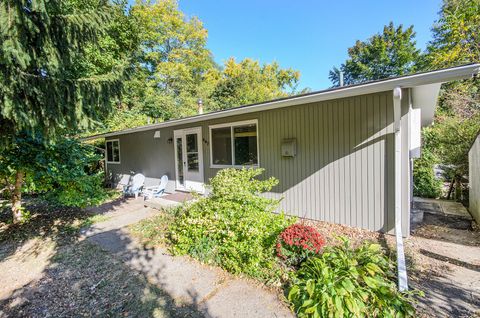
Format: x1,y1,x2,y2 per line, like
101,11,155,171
1,169,479,317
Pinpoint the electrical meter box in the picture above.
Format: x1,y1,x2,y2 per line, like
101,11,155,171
281,139,297,157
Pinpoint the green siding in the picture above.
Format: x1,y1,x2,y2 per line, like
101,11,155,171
107,91,399,233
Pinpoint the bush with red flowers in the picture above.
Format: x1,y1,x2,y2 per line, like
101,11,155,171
276,223,325,267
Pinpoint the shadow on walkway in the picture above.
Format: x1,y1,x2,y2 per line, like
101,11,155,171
0,234,209,317
0,197,212,317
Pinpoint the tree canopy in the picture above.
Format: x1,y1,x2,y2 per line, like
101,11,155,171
419,0,480,200
329,0,479,201
90,0,304,133
0,0,131,221
329,22,421,86
0,0,126,143
426,0,480,69
207,58,301,111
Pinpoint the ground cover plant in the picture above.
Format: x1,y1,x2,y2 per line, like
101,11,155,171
168,168,294,282
288,237,420,318
130,208,176,247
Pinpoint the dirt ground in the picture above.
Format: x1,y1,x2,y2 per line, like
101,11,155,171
0,241,204,317
1,198,479,317
0,198,205,318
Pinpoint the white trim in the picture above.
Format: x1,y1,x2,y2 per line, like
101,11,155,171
105,139,121,164
173,127,204,193
83,64,479,141
209,119,259,169
393,87,408,292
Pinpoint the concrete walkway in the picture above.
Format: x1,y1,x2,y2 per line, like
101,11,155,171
413,197,473,219
82,198,293,318
410,200,480,317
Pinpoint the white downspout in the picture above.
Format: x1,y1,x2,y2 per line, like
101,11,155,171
393,87,408,292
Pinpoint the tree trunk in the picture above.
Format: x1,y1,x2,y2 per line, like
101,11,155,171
454,177,462,202
447,179,455,200
11,170,24,224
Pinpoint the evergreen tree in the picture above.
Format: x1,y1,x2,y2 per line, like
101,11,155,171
0,0,125,140
0,0,125,222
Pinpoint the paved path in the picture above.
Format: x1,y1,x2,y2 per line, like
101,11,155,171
83,199,293,318
413,197,473,220
410,204,480,317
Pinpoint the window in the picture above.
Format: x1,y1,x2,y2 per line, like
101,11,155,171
106,139,120,163
210,120,258,168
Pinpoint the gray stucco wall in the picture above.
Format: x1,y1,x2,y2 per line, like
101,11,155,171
107,90,413,234
469,133,480,224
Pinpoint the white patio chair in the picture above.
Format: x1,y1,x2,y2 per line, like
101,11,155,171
143,175,168,200
123,173,145,199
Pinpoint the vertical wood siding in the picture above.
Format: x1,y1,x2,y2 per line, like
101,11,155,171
469,134,480,224
108,91,396,233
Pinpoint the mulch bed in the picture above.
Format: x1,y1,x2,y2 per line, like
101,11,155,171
300,218,385,247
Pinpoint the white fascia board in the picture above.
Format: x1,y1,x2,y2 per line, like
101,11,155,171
411,83,442,126
83,64,480,140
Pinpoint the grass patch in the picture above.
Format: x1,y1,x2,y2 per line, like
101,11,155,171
101,188,123,203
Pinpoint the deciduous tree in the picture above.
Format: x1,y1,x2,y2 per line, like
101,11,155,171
329,22,420,86
422,0,480,200
208,58,301,111
129,0,215,120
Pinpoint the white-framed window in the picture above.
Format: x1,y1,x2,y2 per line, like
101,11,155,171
106,139,120,164
209,120,259,168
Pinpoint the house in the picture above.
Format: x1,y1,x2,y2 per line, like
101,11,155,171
469,131,480,224
85,64,479,239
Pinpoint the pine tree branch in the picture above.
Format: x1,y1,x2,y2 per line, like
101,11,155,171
15,67,125,83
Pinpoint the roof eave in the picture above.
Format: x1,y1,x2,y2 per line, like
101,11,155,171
83,64,480,141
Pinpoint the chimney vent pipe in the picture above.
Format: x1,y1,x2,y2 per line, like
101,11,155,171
197,99,203,114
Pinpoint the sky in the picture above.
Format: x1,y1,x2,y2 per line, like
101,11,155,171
175,0,442,91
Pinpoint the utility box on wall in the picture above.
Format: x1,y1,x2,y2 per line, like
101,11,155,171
281,138,297,157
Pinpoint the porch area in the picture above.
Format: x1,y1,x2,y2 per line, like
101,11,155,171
143,191,195,211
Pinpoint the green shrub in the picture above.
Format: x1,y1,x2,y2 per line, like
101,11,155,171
0,135,111,209
413,148,442,198
288,238,419,318
168,168,294,281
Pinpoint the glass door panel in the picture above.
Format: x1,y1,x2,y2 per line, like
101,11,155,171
175,137,184,188
186,133,199,172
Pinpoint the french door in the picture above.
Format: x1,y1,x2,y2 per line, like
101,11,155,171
173,127,204,193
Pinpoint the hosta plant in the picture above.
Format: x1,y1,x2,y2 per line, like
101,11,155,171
276,223,325,267
288,237,421,318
